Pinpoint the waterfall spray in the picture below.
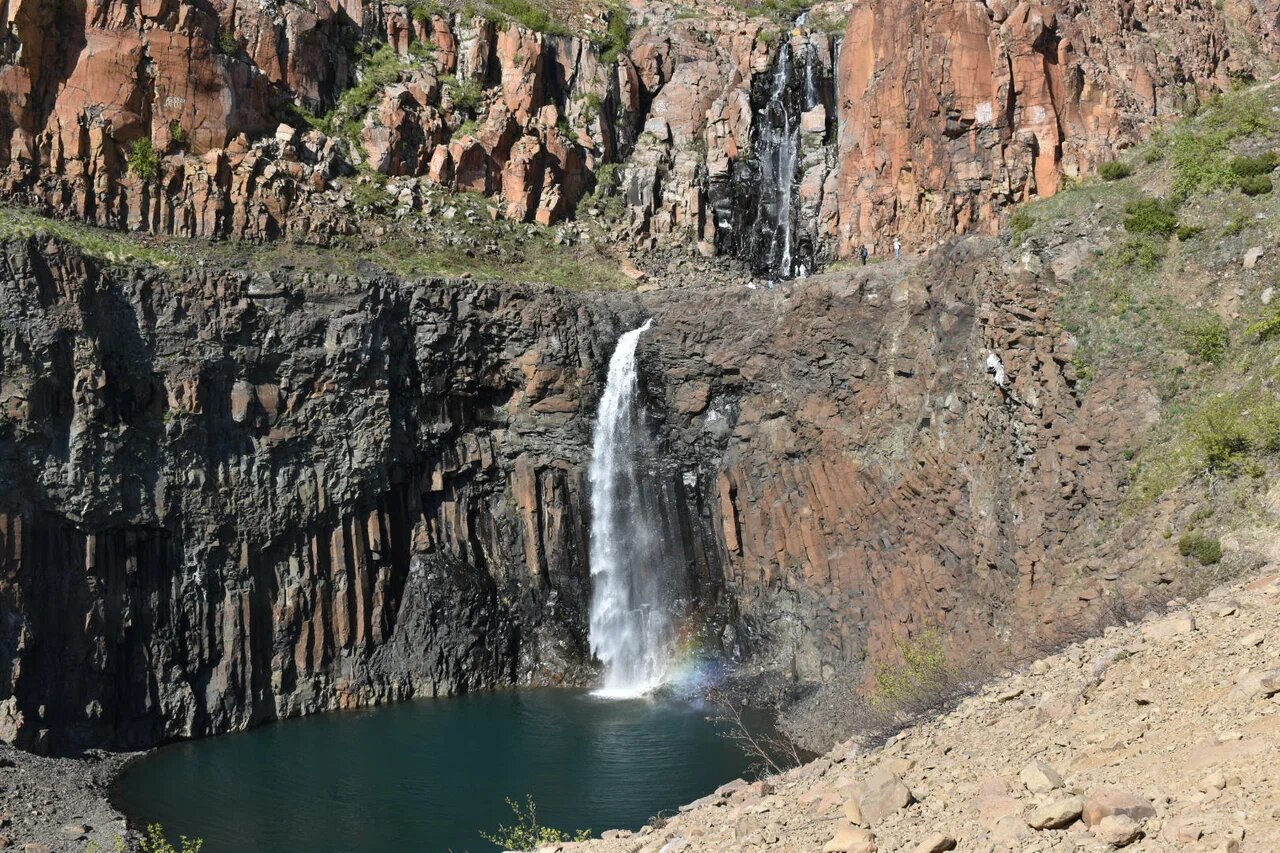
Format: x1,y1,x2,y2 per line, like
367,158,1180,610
587,319,678,698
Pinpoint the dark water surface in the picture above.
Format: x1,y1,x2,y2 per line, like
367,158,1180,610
114,689,756,853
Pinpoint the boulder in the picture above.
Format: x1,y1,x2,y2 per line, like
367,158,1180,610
823,824,877,853
1093,814,1142,846
1026,795,1084,829
1082,789,1157,827
1019,760,1064,793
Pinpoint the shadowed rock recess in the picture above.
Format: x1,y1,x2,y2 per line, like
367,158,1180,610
0,227,1196,752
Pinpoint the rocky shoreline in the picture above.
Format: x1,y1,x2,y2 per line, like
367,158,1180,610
0,746,135,851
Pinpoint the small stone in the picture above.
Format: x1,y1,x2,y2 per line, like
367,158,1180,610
1160,814,1204,843
1243,246,1264,269
1239,631,1264,648
1027,795,1084,829
823,823,877,853
1094,814,1142,847
61,823,89,836
1199,772,1227,792
910,832,956,853
1019,760,1064,794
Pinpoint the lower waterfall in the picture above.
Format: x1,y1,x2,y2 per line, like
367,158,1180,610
587,319,678,698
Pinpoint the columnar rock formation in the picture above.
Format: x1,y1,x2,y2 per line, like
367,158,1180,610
1,0,1274,262
0,237,626,749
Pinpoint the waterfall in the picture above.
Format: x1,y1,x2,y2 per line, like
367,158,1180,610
755,39,801,280
587,319,677,698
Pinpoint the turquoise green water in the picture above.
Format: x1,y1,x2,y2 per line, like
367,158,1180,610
114,689,756,853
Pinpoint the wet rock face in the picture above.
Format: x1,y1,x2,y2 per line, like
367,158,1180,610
0,238,627,749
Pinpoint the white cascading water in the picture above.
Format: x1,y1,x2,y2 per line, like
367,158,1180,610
587,319,676,698
757,39,801,279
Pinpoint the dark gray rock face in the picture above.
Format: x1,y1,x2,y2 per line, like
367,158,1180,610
0,237,633,750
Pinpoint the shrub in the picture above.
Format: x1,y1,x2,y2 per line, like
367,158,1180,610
410,0,441,23
488,0,569,35
1114,237,1165,271
1245,307,1280,342
217,28,239,56
168,119,188,148
873,627,950,705
1008,207,1034,237
1187,392,1280,472
127,137,160,180
445,77,485,114
596,11,630,63
1229,151,1278,177
480,796,590,851
1176,224,1204,241
1098,160,1132,181
1178,533,1222,565
1182,315,1229,364
1170,91,1278,198
1239,174,1273,196
1123,197,1179,236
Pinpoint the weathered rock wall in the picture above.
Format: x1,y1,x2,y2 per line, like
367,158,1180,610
2,0,1274,261
638,242,1165,682
0,236,635,750
0,228,1201,750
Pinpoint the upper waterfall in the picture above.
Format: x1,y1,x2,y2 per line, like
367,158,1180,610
587,319,679,698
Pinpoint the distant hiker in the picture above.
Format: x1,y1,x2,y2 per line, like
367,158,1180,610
893,237,901,259
859,245,868,266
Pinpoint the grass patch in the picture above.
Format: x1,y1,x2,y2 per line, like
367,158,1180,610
1169,89,1278,199
0,207,177,267
595,10,630,63
1182,314,1229,365
487,0,569,35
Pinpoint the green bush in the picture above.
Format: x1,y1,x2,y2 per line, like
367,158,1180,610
1008,207,1034,237
1176,224,1204,241
595,11,630,63
445,77,485,114
1182,314,1229,364
168,119,188,148
1188,393,1280,472
87,823,204,853
1239,174,1273,196
127,137,160,180
873,628,950,705
488,0,569,35
1246,307,1280,342
1229,151,1278,177
410,1,441,23
1098,160,1132,181
1123,197,1179,236
481,796,590,851
1178,533,1222,565
217,29,239,56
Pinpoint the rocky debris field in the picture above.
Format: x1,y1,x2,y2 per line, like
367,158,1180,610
557,567,1280,852
0,747,131,851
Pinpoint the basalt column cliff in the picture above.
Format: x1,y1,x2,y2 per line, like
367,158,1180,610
0,237,646,750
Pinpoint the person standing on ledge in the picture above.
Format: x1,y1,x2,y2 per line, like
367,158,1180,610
859,245,868,265
893,237,901,259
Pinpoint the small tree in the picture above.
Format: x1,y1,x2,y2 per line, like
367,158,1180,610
480,795,590,851
127,138,160,181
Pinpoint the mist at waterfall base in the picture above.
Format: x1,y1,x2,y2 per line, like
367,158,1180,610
114,689,769,853
588,318,705,699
